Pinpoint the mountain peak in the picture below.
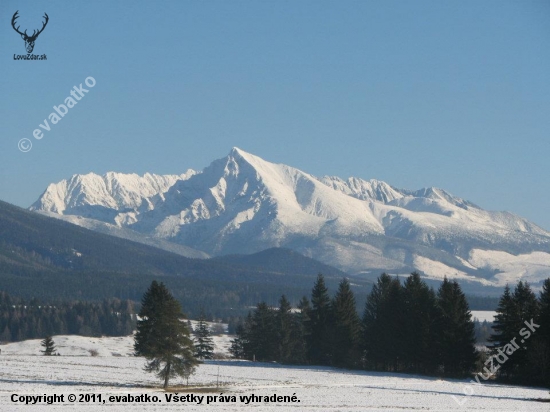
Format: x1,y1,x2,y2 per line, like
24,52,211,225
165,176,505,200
230,146,245,155
229,147,257,161
227,147,267,169
29,148,550,289
404,186,480,210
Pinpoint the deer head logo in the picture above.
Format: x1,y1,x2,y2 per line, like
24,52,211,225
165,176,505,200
11,11,49,54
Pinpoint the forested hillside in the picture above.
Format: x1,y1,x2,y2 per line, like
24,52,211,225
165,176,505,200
0,291,135,342
0,200,362,316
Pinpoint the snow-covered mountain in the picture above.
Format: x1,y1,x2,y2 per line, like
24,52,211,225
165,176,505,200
31,171,196,226
30,148,550,289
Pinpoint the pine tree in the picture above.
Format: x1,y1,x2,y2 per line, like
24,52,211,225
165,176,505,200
247,302,277,361
332,278,361,368
436,277,477,377
362,274,405,371
134,281,198,388
267,295,308,364
296,296,312,364
489,285,516,349
276,295,294,363
40,335,56,356
490,281,540,381
511,281,540,381
229,323,248,359
309,274,333,365
402,272,439,374
533,278,550,386
513,281,539,325
193,312,214,360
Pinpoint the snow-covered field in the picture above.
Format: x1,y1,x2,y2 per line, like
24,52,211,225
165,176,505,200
471,310,496,323
0,331,233,359
0,336,548,411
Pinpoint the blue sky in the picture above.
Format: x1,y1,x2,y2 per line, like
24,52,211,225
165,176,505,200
1,0,549,229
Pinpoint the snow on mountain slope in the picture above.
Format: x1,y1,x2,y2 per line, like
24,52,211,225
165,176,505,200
469,249,550,286
37,211,210,259
129,148,385,255
320,176,404,203
30,171,196,225
30,148,550,289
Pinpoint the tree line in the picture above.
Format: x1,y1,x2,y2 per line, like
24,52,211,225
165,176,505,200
0,291,135,342
489,279,550,386
231,273,550,386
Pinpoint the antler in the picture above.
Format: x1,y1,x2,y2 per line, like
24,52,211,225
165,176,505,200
11,11,27,37
29,13,49,39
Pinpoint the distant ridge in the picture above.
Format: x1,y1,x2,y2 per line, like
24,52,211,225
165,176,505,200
1,200,363,314
214,247,348,278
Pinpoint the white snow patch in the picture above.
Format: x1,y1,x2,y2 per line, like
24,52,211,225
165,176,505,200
471,311,497,323
469,249,550,286
413,255,492,285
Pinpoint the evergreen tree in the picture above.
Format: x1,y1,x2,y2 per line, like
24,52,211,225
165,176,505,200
510,281,540,382
489,285,516,353
269,295,309,364
436,277,477,377
490,282,540,381
40,335,56,356
229,323,248,359
247,302,277,361
332,278,361,368
362,274,406,371
513,281,539,325
309,274,333,365
295,296,312,364
193,312,214,360
134,281,198,388
402,272,439,374
532,278,550,386
276,295,294,363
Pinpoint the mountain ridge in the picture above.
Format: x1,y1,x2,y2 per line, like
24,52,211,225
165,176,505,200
213,247,348,278
30,147,550,290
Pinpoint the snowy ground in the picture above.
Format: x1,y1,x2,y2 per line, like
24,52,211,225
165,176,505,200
470,310,496,323
0,335,548,411
0,332,233,359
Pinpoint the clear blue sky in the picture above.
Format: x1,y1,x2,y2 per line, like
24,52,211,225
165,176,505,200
1,0,549,229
